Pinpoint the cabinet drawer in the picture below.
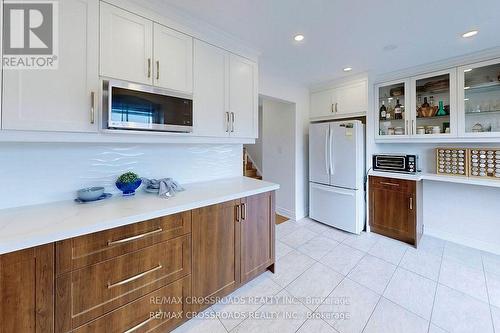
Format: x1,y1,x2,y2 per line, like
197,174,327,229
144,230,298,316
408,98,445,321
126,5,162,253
56,235,191,331
56,211,191,274
369,176,415,193
73,275,191,333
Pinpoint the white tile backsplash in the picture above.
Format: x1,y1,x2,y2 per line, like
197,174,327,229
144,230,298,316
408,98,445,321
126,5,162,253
0,143,242,209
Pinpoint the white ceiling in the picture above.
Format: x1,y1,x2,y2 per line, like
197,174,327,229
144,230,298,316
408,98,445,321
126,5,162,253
156,0,500,86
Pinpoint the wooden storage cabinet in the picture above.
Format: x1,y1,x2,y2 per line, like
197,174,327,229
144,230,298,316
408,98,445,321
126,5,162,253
369,176,422,246
55,235,191,331
0,191,275,333
240,192,275,283
0,244,54,333
191,200,241,312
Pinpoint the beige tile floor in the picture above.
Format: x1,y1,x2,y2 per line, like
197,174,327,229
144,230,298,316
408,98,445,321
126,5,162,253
173,218,500,333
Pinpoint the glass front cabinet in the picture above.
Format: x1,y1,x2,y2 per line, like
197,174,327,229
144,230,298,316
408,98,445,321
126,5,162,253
376,79,410,139
458,58,500,137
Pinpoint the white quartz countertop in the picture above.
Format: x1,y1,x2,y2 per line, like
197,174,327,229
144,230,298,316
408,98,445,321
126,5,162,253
0,177,279,255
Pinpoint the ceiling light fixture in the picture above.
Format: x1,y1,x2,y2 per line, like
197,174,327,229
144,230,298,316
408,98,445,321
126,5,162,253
464,98,470,101
464,68,473,73
294,34,304,42
464,86,470,90
462,30,478,38
343,67,353,72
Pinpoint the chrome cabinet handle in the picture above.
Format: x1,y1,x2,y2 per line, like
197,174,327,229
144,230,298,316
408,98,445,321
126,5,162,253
225,112,230,132
147,58,151,78
90,91,95,124
406,120,409,135
124,315,158,333
411,120,415,135
331,104,335,113
409,197,413,210
235,204,240,222
230,112,235,132
380,182,400,187
107,228,163,246
241,203,247,221
335,103,338,113
156,60,160,80
107,264,162,289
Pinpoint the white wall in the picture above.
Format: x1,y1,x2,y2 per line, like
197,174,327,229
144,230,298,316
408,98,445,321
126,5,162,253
261,99,295,218
0,143,242,209
259,72,310,219
244,105,263,171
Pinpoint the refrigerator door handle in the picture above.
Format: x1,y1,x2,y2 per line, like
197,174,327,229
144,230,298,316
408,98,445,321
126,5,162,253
329,126,334,175
325,126,330,175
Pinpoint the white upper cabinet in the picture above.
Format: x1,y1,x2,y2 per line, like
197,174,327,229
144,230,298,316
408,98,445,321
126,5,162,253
310,80,368,120
193,41,258,138
229,54,258,138
310,89,335,119
100,2,153,85
2,0,99,132
335,81,368,116
193,40,228,137
153,23,193,93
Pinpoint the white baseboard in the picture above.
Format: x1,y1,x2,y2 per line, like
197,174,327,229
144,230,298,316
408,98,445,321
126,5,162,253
425,227,500,255
276,206,295,220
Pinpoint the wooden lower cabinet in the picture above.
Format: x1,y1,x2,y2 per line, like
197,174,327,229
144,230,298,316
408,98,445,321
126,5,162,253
240,192,275,283
0,244,54,333
0,190,275,333
191,200,241,312
369,176,422,246
191,193,276,312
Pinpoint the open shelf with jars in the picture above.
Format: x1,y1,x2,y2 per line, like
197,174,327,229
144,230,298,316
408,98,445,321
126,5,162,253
458,58,500,137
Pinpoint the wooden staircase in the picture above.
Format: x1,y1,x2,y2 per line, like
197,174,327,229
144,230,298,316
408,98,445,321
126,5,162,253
243,148,262,180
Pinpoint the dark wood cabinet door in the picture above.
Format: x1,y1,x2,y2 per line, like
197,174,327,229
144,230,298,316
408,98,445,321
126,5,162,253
369,176,417,245
191,200,240,311
0,244,54,333
240,192,275,284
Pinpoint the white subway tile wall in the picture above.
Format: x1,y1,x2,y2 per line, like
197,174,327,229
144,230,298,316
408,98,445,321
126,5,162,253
0,143,243,209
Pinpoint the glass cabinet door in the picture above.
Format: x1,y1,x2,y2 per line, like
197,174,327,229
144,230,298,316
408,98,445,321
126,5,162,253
412,69,456,137
459,60,500,136
376,80,409,138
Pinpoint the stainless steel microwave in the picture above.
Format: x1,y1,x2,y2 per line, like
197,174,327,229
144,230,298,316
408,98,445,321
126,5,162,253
102,80,193,133
372,154,418,174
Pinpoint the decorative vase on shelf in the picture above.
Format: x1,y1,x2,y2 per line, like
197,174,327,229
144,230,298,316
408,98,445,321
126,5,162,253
436,101,446,116
115,172,142,196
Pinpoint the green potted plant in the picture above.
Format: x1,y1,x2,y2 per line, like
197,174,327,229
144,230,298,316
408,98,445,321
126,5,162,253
115,172,142,196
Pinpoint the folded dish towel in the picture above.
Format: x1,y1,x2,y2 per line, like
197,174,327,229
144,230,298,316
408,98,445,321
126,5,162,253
142,178,185,198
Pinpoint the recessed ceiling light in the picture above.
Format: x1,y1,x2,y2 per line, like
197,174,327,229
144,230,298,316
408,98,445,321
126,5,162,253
464,86,470,90
464,68,473,73
343,67,353,72
462,30,478,38
294,34,304,42
464,98,470,101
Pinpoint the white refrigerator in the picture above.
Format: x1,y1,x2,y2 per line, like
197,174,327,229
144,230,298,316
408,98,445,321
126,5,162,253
309,120,365,234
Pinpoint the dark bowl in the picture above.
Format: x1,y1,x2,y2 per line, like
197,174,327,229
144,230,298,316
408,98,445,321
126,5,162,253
116,179,142,196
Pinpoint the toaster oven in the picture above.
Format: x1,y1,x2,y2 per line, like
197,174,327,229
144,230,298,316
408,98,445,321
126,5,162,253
372,154,418,174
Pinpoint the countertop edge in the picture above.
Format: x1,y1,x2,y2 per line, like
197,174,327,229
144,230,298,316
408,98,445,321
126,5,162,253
0,178,279,255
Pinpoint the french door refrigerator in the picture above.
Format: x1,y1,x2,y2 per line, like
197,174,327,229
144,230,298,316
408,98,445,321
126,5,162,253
309,120,365,234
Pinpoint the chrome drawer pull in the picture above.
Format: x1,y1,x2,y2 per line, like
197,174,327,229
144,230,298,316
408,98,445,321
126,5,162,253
380,182,400,187
107,264,162,289
123,314,158,333
409,197,413,210
107,228,163,246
